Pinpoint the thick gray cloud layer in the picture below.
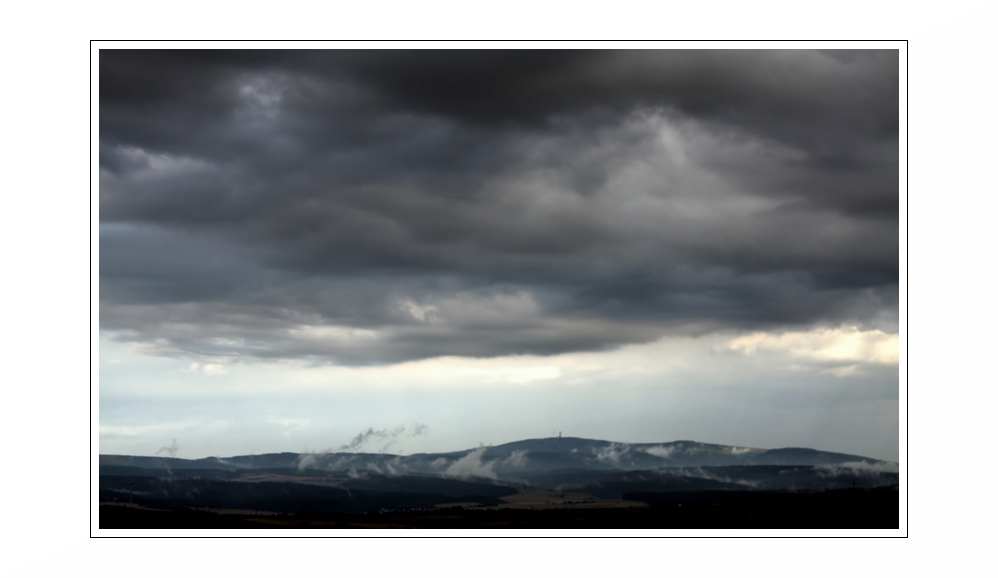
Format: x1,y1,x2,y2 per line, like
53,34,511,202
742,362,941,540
99,49,899,365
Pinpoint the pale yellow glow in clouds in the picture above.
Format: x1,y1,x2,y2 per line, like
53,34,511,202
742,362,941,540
728,326,899,365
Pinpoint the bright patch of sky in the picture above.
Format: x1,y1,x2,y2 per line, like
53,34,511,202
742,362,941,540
99,326,899,461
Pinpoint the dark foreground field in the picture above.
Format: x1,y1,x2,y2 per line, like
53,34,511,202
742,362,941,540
99,486,899,530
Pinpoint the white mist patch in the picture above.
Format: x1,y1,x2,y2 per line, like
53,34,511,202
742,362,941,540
297,453,317,471
445,448,496,479
816,460,899,475
382,456,405,476
505,449,530,468
645,445,676,459
676,466,758,488
595,443,627,464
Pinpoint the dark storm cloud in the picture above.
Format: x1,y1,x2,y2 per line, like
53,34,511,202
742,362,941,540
99,49,900,364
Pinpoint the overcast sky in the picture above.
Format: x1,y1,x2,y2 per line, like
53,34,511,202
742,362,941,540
98,48,900,461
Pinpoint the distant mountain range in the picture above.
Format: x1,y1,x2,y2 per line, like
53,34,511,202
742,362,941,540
99,437,899,515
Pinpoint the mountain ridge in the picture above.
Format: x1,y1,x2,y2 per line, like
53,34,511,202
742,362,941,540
100,436,896,472
99,437,899,514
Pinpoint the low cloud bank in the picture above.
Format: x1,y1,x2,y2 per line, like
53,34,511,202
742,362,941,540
445,448,496,479
296,423,429,471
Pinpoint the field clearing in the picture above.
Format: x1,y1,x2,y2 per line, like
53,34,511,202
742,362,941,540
435,501,487,509
232,473,347,487
473,489,648,510
202,508,281,516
